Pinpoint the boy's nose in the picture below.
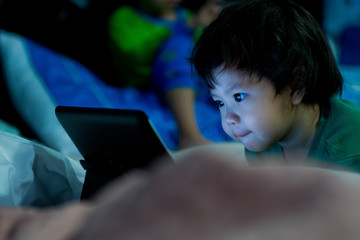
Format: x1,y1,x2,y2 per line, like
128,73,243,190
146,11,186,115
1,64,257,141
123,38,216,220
225,109,240,125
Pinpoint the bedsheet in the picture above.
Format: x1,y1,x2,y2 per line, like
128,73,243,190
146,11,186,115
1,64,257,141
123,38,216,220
0,130,84,206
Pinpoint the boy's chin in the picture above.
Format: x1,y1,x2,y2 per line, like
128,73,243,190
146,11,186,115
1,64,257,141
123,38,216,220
242,142,271,153
228,133,272,152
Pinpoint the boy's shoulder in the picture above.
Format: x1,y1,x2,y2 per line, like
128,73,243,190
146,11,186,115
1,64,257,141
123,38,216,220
321,97,360,163
328,97,360,126
325,96,360,141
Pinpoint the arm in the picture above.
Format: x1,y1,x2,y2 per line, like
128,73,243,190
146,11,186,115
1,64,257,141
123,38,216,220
0,204,91,240
3,151,360,240
165,88,211,149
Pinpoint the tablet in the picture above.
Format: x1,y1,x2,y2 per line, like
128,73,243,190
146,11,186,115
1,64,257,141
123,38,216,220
55,106,173,198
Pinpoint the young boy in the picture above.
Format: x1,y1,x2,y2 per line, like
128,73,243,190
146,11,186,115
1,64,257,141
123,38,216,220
191,0,360,171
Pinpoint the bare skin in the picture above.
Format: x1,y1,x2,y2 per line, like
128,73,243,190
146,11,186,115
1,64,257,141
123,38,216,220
166,88,211,149
3,149,360,240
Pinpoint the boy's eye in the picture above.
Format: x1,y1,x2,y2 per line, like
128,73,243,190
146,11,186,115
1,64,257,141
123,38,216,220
214,100,224,108
234,93,246,102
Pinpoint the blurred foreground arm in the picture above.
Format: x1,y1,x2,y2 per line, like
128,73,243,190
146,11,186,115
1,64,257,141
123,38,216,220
3,149,360,240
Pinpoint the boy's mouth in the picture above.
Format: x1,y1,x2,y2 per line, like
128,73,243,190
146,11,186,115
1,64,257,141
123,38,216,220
234,131,250,138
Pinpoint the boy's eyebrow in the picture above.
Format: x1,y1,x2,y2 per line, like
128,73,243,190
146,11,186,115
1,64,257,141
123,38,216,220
210,69,250,96
209,89,219,98
224,81,246,94
210,81,246,99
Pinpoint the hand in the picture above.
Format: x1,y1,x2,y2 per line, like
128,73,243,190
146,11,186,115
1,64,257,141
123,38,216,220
187,0,223,29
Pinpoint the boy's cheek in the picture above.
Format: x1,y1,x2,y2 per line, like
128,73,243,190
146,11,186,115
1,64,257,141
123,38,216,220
222,126,240,144
221,123,231,137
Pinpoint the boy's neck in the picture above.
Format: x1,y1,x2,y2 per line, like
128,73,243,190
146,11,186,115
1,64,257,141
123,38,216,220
280,103,320,164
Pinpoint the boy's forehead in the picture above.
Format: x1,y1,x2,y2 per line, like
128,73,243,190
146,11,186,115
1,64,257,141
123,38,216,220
213,66,258,85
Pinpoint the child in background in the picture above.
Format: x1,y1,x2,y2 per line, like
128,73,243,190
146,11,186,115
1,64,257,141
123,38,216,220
191,0,360,171
108,0,223,149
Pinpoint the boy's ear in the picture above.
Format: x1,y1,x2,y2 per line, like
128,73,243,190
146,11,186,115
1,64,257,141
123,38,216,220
291,89,305,105
291,66,306,105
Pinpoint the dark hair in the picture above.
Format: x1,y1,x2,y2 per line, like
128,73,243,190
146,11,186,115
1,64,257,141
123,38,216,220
191,0,343,106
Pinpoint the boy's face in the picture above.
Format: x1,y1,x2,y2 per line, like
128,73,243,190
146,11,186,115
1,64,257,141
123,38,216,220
210,67,297,152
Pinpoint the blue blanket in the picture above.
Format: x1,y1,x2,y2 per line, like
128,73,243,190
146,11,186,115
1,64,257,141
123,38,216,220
25,38,231,150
